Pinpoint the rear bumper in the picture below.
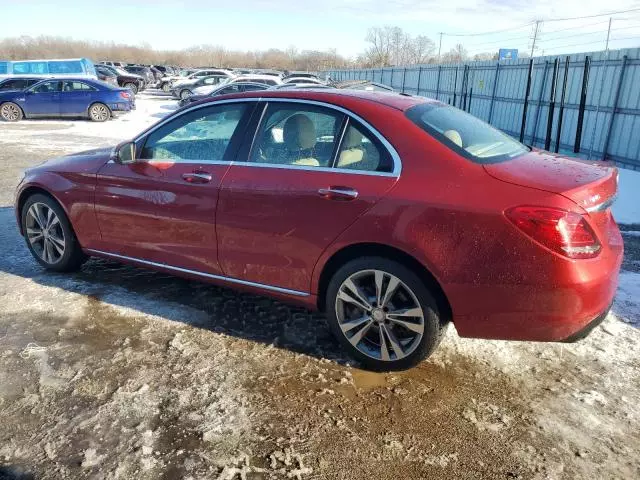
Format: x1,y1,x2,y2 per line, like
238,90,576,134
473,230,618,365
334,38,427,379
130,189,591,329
450,245,623,342
110,102,133,112
562,302,611,343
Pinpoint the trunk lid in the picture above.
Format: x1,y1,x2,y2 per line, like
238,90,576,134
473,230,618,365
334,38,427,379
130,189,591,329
484,150,621,248
484,150,617,212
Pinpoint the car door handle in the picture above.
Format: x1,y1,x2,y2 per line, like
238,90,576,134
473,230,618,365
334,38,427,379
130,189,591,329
318,187,359,200
182,172,212,183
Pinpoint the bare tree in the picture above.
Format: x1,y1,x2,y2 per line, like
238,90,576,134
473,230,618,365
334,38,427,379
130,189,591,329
442,43,469,63
0,35,348,70
360,26,436,67
408,35,435,64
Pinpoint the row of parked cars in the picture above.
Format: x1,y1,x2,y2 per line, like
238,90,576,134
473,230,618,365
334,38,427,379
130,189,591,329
0,57,394,122
0,59,138,122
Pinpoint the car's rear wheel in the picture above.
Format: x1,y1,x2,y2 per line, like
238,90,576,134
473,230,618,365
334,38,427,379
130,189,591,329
180,89,193,100
0,102,24,122
162,83,171,93
124,82,138,94
89,103,110,122
21,194,86,272
325,257,444,371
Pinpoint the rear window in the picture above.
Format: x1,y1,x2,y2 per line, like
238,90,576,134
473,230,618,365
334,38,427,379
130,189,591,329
406,103,529,164
0,62,7,74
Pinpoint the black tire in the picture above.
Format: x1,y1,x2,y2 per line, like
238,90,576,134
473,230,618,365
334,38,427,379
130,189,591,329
180,89,193,100
124,82,138,95
88,103,111,122
162,83,171,93
21,193,87,272
325,257,445,371
0,102,24,122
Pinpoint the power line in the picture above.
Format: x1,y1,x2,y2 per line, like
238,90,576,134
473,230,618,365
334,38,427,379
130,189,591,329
543,7,640,22
541,35,640,51
540,23,640,43
542,20,610,35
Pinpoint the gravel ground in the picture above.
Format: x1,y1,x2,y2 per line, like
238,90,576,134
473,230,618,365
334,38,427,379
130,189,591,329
0,94,639,480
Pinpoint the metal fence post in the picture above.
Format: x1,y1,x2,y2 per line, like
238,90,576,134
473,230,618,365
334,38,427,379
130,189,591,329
434,65,440,100
544,58,560,151
532,61,549,146
401,67,407,93
574,56,591,153
417,66,423,96
488,63,500,124
452,65,459,107
602,55,628,160
520,58,534,143
554,56,570,153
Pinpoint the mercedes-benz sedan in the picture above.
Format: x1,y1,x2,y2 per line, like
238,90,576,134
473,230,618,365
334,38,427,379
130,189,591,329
14,90,623,370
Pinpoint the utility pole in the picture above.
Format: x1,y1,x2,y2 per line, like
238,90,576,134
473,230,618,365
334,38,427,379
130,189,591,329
438,32,443,60
530,20,542,58
605,17,612,51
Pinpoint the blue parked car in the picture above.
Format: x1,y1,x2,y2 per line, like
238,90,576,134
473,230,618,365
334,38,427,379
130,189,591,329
0,77,46,92
0,78,135,122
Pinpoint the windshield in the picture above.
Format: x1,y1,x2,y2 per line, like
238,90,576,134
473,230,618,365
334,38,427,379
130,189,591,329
406,103,529,164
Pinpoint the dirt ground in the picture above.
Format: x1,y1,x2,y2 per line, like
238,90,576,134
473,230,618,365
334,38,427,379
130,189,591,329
0,94,639,480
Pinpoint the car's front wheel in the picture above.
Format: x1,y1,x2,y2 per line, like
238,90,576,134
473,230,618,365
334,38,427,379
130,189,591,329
21,193,86,272
325,257,445,371
180,89,193,100
162,83,171,93
0,102,24,122
88,103,111,122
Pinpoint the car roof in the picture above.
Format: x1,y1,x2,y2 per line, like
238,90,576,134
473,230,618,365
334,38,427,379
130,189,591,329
195,89,434,111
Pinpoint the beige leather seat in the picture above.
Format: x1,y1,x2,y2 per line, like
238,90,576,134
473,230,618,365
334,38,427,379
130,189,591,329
283,114,319,166
337,128,364,168
443,129,463,148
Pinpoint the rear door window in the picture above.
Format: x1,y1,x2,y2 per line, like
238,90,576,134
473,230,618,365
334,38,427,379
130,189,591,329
336,121,393,173
249,103,344,168
62,81,97,92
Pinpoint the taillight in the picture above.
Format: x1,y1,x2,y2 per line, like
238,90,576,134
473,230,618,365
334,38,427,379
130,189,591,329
505,206,601,259
120,91,130,99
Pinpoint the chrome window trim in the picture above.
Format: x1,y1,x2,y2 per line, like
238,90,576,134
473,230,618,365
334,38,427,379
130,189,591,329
132,97,402,177
85,249,310,297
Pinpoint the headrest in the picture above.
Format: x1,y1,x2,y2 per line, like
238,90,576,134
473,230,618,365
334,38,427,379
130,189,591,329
343,127,364,149
443,130,463,148
284,114,316,150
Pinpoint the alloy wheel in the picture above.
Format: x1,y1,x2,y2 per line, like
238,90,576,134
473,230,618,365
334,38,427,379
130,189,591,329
25,203,66,265
90,104,109,122
335,269,425,362
1,103,21,121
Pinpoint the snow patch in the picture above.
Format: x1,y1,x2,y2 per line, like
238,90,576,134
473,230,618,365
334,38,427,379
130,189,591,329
614,271,640,327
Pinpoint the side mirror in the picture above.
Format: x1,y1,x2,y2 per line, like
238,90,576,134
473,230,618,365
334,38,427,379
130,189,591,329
113,141,136,164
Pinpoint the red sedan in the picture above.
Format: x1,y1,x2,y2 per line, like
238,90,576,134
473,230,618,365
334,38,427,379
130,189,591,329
15,90,623,370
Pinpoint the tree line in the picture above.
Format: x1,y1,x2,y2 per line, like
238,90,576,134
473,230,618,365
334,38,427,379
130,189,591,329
0,28,513,70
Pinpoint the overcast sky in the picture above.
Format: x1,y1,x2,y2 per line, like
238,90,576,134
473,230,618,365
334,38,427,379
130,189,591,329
1,0,639,57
